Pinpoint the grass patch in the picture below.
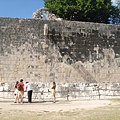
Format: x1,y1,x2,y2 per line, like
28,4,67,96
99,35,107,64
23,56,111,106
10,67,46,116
0,101,120,120
111,98,120,103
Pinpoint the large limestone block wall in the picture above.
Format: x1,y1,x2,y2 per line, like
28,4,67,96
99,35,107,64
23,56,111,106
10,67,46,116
0,17,120,83
0,18,84,83
48,21,120,83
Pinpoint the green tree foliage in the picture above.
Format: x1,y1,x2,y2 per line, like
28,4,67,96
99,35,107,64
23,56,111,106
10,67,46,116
113,0,120,24
44,0,119,24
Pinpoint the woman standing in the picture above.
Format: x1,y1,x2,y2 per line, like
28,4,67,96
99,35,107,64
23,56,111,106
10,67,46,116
51,82,56,103
14,81,19,103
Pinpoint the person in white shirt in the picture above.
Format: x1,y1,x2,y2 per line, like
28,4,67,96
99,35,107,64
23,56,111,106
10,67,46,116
25,82,33,103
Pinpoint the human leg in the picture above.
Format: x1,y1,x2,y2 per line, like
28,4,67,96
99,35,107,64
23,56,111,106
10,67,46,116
21,91,24,103
14,94,17,103
18,91,24,103
53,93,56,103
28,91,30,102
28,90,32,103
52,89,56,103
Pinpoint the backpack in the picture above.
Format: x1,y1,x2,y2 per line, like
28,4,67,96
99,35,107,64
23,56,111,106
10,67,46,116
17,84,22,91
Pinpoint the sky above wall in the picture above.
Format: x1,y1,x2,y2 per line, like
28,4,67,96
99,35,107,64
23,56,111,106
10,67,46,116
0,0,117,18
0,0,44,18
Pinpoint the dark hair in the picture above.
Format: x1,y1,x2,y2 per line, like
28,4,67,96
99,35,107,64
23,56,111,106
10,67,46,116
16,81,19,84
15,81,19,88
20,79,23,82
52,82,56,89
53,82,56,85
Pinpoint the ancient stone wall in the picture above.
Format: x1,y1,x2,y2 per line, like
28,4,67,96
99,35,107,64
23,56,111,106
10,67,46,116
0,17,120,84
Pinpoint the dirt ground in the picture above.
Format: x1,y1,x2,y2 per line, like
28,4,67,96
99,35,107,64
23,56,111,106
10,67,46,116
0,99,116,112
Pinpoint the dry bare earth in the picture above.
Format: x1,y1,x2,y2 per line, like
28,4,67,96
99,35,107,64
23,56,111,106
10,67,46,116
0,100,120,120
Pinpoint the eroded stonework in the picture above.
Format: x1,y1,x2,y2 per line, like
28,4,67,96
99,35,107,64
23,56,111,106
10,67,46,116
0,17,120,84
32,8,62,20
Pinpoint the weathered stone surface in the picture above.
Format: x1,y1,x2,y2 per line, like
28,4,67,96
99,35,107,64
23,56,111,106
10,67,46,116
0,82,120,100
0,17,120,84
32,8,62,20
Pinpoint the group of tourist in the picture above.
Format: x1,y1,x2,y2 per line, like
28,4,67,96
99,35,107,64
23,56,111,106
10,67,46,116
13,79,33,104
13,79,56,104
